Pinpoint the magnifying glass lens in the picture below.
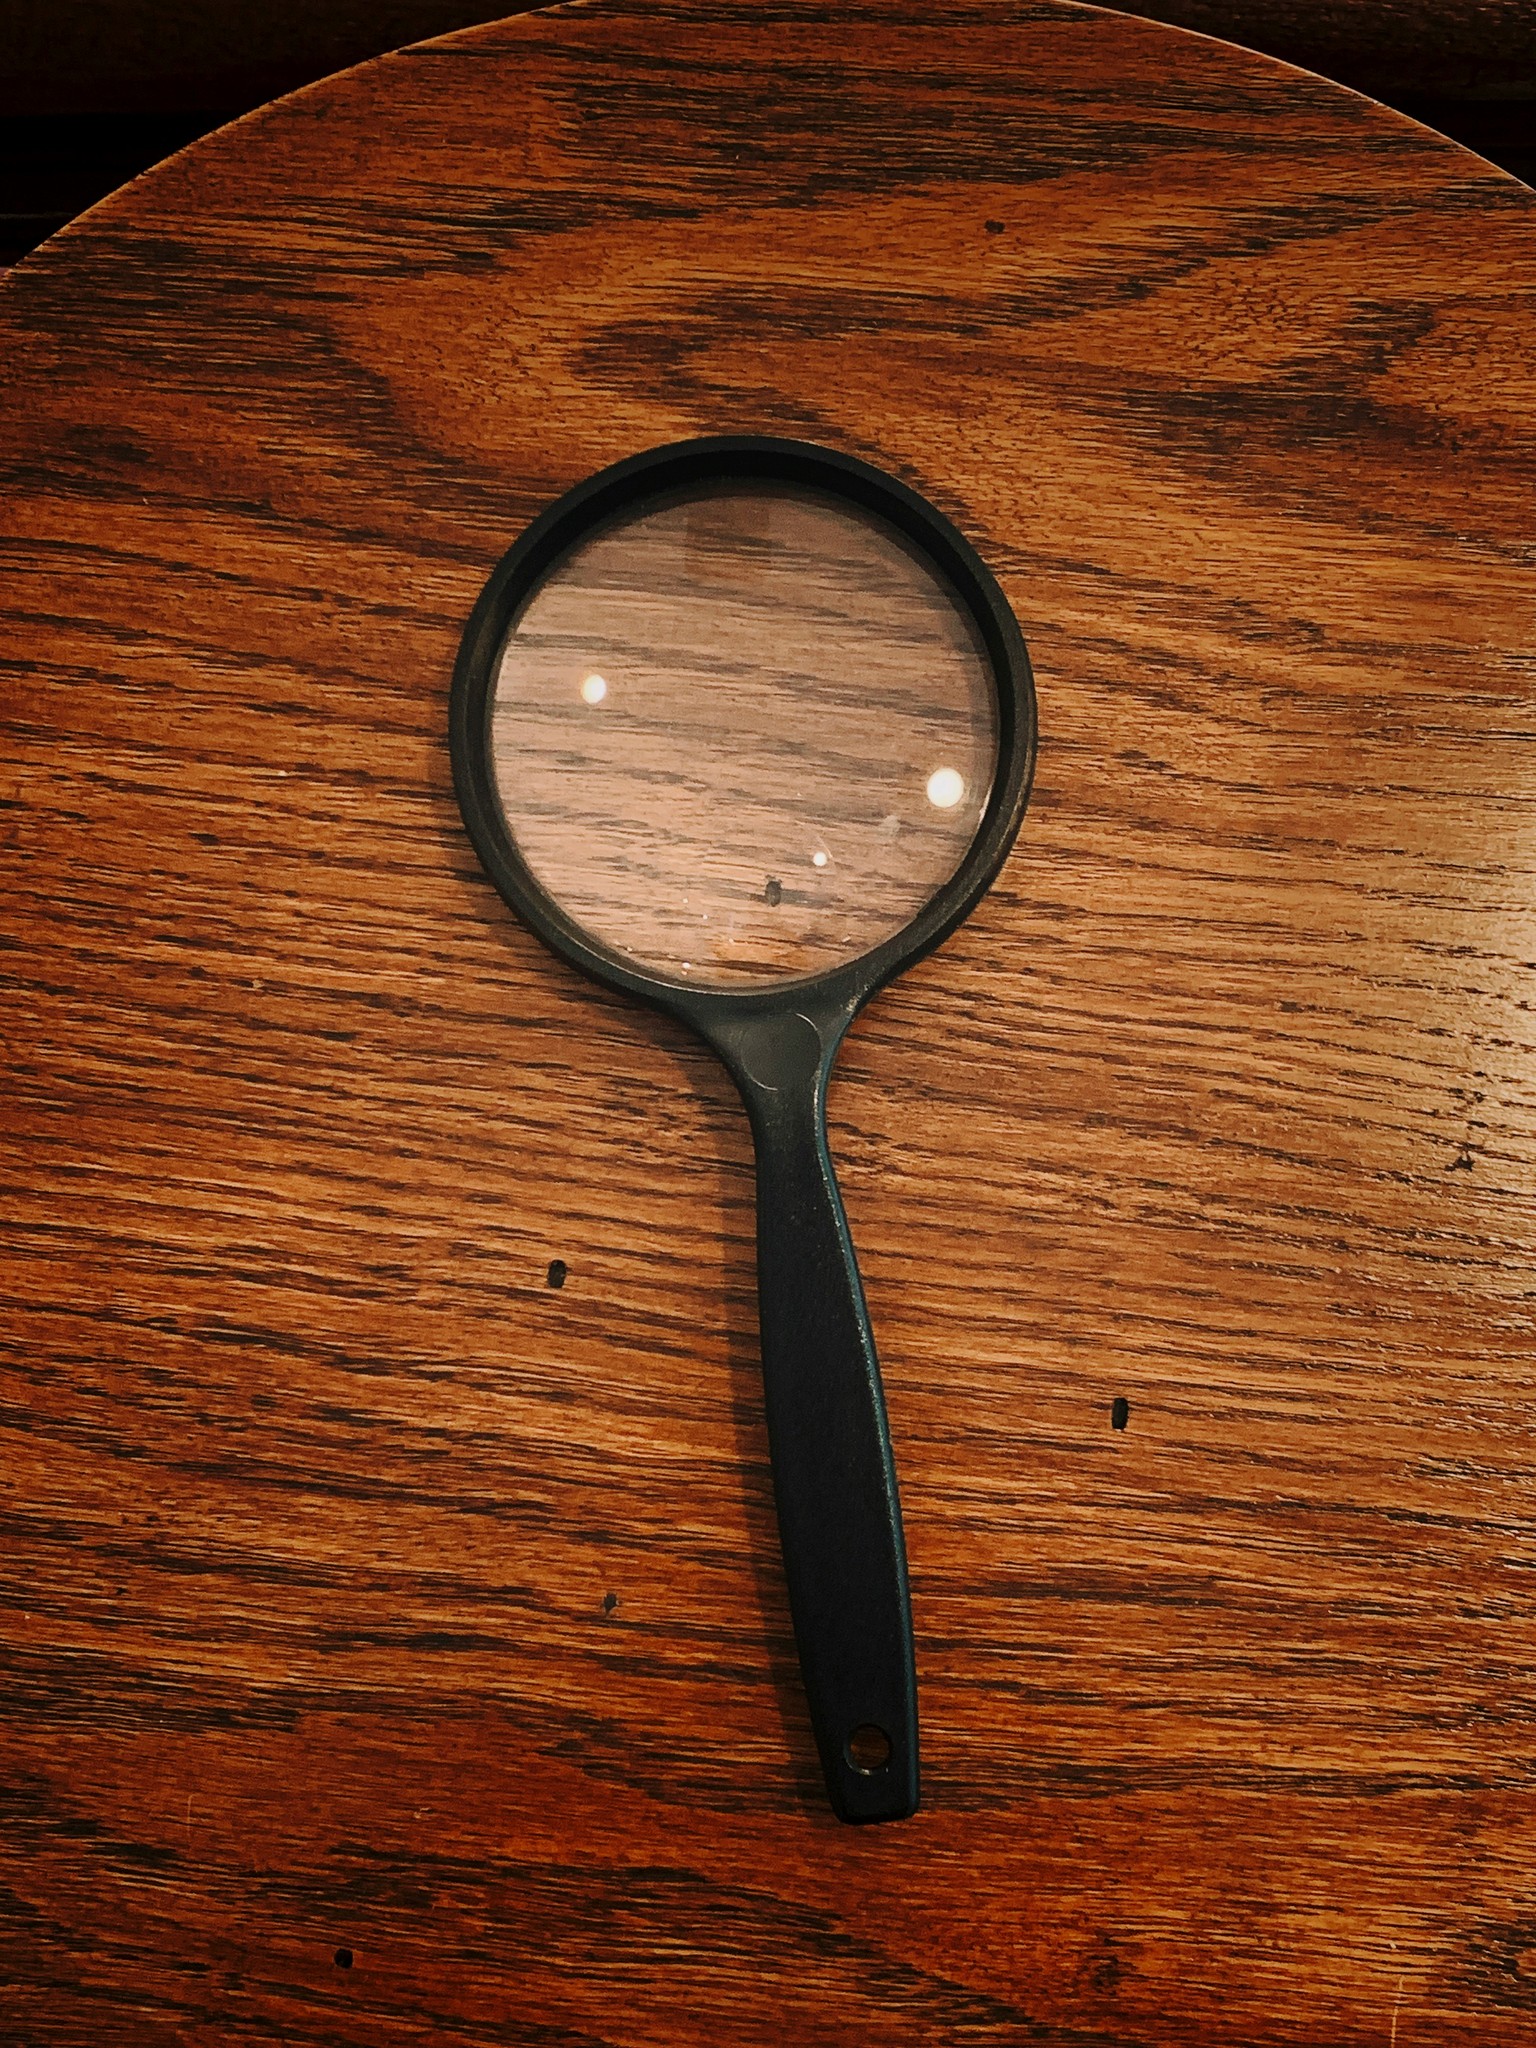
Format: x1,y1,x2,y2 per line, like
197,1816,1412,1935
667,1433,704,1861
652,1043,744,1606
490,481,998,985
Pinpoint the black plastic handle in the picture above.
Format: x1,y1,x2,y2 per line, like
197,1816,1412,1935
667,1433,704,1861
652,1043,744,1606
713,1006,919,1823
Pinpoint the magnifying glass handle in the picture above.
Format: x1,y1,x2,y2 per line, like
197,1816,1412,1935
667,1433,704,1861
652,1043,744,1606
717,1008,919,1823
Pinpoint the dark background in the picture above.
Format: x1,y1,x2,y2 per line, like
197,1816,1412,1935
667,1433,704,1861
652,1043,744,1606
0,0,1533,263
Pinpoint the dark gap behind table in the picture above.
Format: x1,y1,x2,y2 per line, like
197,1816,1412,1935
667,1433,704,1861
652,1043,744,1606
0,2,1532,263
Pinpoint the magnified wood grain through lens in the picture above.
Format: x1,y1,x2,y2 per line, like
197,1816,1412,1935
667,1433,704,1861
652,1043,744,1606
493,482,997,986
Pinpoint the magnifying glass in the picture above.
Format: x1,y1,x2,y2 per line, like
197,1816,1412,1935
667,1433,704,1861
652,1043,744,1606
450,437,1036,1822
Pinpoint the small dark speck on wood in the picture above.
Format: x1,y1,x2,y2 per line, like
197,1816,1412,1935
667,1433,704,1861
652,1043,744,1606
1111,1396,1130,1431
764,877,783,906
985,219,1005,233
546,1258,567,1289
601,1592,619,1615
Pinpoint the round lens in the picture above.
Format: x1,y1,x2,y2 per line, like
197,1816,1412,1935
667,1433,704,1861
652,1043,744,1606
490,479,999,989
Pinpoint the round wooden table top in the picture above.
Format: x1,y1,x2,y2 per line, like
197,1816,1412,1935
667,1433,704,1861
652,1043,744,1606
2,2,1533,2041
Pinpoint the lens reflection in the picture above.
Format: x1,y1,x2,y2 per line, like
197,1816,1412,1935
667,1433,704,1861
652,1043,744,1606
491,481,998,989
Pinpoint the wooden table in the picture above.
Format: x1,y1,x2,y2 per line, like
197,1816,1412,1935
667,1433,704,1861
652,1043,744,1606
2,2,1533,2040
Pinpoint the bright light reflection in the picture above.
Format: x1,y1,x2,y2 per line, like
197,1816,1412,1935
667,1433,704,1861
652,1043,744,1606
580,673,608,705
926,766,965,809
812,851,828,868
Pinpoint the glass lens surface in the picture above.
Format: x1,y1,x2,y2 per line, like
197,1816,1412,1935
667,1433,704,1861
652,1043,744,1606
491,480,998,989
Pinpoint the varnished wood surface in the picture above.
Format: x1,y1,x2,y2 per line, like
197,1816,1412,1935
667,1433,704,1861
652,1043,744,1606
2,2,1534,2040
4,6,1531,266
1128,0,1536,97
4,0,1531,114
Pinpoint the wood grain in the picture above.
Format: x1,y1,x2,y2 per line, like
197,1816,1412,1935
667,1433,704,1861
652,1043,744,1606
493,481,997,985
5,0,1531,115
1,1,1534,2041
1125,0,1536,98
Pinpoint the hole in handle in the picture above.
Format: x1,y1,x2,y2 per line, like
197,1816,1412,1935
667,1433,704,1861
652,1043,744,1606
845,1723,892,1774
